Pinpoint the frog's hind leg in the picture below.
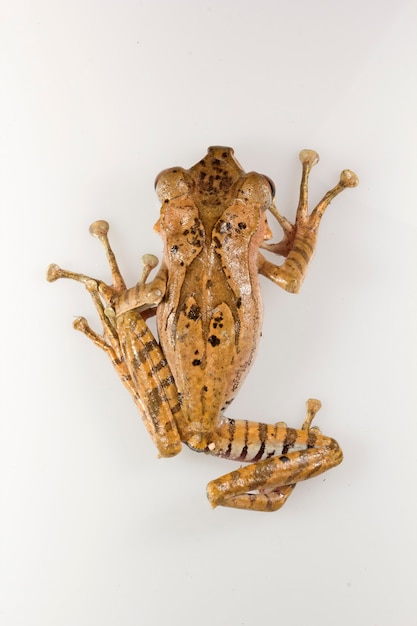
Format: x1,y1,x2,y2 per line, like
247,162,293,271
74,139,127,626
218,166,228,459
206,399,342,512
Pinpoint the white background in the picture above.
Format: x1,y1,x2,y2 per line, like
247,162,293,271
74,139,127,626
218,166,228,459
1,1,416,625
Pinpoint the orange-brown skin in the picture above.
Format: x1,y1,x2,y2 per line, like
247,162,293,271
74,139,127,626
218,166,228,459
47,147,358,512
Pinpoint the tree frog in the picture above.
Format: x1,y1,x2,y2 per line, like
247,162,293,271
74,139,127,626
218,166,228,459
47,147,358,512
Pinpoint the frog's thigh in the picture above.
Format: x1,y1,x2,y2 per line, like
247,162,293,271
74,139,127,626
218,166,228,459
206,435,342,512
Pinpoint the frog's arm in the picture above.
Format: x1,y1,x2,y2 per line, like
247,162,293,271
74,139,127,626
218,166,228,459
258,150,358,294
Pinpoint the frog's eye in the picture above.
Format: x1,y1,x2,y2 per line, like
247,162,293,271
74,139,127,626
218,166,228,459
264,176,276,199
238,173,274,209
154,167,192,202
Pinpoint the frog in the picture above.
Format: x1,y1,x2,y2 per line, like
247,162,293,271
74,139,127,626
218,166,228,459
47,146,358,512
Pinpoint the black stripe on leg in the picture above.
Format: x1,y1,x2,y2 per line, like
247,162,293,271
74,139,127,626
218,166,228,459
237,421,249,461
251,423,268,462
224,418,236,458
282,427,297,454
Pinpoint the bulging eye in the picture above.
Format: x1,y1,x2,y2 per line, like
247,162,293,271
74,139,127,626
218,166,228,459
238,172,274,209
154,167,192,201
264,176,276,199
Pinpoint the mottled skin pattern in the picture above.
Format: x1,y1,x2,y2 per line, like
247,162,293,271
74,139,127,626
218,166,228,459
47,147,358,512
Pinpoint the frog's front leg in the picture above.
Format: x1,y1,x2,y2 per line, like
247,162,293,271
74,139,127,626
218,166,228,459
259,150,359,293
206,400,342,512
47,221,182,458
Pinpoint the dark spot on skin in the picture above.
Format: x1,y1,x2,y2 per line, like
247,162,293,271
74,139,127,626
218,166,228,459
183,229,189,235
213,236,222,249
216,221,232,234
199,159,206,167
280,455,290,463
203,385,208,392
238,222,247,230
222,151,228,158
236,297,242,308
221,176,233,191
206,279,212,289
194,350,199,355
148,359,168,375
180,262,184,266
192,359,201,366
208,335,220,347
187,304,201,320
160,375,175,388
171,245,178,254
212,313,224,330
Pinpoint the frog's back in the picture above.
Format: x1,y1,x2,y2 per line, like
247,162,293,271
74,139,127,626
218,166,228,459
154,147,274,445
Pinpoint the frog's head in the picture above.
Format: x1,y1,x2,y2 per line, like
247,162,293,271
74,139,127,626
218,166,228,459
190,147,276,208
155,146,243,203
155,146,274,208
189,146,245,196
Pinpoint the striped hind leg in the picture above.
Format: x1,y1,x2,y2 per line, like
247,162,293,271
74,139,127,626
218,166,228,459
206,400,343,512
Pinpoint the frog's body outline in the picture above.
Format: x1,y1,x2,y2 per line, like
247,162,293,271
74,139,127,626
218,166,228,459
47,147,358,512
